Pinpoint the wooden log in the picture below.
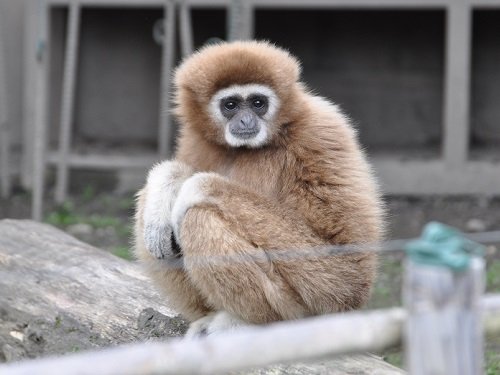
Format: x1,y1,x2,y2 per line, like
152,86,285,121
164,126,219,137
0,219,186,360
403,257,485,375
0,219,404,374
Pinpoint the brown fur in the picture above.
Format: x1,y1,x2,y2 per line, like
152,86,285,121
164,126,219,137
134,41,384,325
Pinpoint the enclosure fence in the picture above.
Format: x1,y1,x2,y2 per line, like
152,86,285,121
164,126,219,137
0,222,500,375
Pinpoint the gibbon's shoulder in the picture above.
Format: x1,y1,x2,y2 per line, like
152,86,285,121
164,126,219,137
284,93,381,209
290,93,360,153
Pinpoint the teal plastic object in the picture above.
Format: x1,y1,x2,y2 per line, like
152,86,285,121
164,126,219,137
404,222,485,271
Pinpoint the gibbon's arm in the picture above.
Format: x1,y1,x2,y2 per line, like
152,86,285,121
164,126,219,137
171,172,376,323
283,171,383,247
283,104,383,247
171,172,321,252
134,161,213,321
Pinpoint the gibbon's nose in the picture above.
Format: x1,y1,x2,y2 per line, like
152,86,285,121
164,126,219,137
239,111,257,131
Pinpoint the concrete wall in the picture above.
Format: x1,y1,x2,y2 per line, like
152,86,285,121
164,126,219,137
471,10,500,152
6,6,500,153
57,8,228,148
2,4,500,190
74,8,163,145
50,9,447,154
254,9,445,154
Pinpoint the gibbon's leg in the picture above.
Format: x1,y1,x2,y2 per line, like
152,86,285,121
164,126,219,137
135,161,212,321
171,173,376,328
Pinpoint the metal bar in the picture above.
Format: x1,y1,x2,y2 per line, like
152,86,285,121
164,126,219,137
46,0,183,6
179,0,194,57
46,151,159,169
471,0,500,7
227,0,254,41
0,8,10,198
21,1,40,190
42,0,452,8
32,0,50,221
158,0,176,158
443,1,472,166
251,0,448,7
54,2,81,203
0,127,8,198
373,159,500,195
40,0,500,8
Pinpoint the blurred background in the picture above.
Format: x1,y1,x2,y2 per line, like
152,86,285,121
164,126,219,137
0,0,499,369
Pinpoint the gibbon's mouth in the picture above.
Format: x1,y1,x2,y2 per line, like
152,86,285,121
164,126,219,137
232,130,260,139
225,126,268,148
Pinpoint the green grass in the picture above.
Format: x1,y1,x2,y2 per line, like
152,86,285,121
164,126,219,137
45,201,81,227
382,350,403,368
111,245,134,261
368,256,403,309
85,214,121,229
81,185,96,203
487,260,500,292
118,196,136,211
45,203,122,230
44,196,134,262
486,350,500,375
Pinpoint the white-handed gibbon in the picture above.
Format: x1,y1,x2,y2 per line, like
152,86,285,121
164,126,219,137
134,41,384,337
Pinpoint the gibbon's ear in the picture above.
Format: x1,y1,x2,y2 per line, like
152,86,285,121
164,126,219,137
173,40,302,105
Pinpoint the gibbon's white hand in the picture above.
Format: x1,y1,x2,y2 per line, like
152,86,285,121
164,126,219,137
142,160,193,259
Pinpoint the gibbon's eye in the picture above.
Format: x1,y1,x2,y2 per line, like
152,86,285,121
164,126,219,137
253,99,263,108
252,98,265,109
224,101,238,111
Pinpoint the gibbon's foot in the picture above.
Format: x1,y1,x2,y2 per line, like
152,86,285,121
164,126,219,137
143,160,193,259
185,311,248,339
184,312,216,338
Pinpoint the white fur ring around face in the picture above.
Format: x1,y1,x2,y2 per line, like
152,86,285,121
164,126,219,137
142,161,193,259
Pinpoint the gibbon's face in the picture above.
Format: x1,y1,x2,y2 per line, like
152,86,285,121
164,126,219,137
208,84,280,148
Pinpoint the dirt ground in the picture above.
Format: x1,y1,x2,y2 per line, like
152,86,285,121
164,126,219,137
1,190,499,371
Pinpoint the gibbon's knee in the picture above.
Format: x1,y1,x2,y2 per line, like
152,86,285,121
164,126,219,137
178,206,308,324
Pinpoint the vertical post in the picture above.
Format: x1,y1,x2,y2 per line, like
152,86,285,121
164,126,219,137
404,224,485,375
32,0,50,221
227,0,254,41
22,0,39,190
158,0,176,159
443,1,472,167
179,0,194,57
55,2,81,203
0,6,10,198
